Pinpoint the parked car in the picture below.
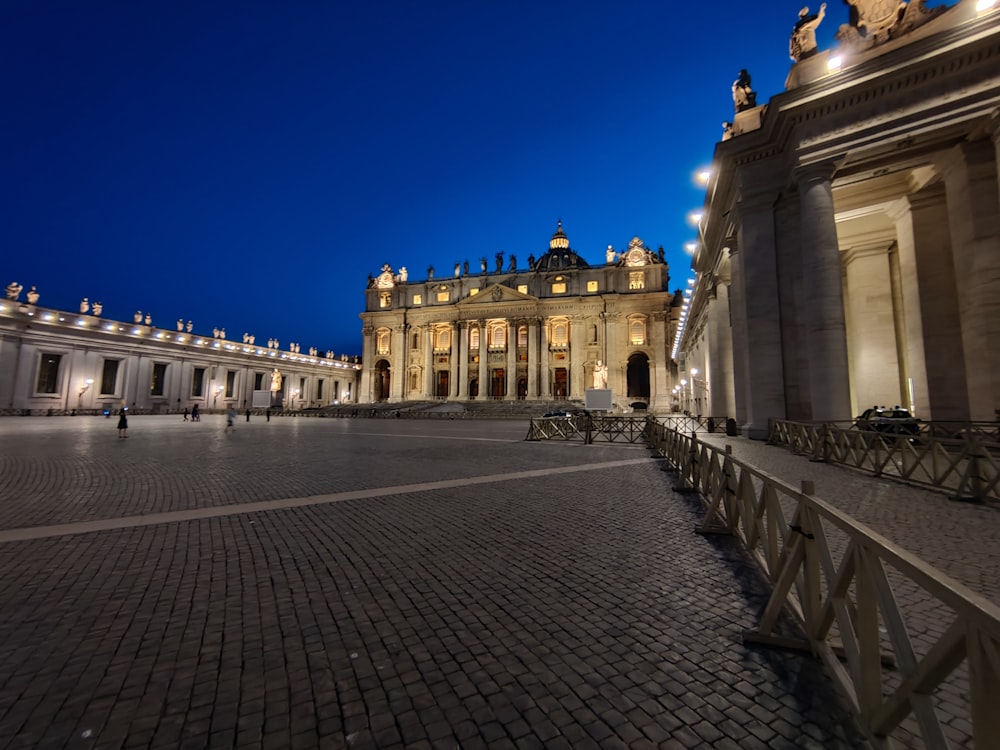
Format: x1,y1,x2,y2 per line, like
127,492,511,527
855,406,920,436
542,409,570,418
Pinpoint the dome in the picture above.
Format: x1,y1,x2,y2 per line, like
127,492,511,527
531,221,591,272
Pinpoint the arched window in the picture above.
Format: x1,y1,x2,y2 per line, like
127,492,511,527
376,328,390,355
517,326,528,348
629,317,646,346
589,324,598,343
470,327,480,349
436,327,451,350
490,323,506,349
552,322,568,346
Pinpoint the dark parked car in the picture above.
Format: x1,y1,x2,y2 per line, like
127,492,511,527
542,409,570,418
855,406,920,436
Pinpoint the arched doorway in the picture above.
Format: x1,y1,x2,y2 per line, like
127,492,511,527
469,378,479,399
436,371,450,399
627,353,650,400
374,360,391,402
491,369,505,399
517,377,527,400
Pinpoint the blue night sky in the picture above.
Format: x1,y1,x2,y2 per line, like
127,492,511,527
4,1,864,356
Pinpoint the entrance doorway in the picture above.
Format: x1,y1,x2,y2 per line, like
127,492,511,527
470,378,479,399
374,360,390,402
436,371,450,398
553,368,567,399
491,369,505,399
627,353,650,400
517,378,527,400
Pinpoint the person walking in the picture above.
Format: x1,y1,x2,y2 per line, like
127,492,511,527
225,407,236,433
183,407,189,422
245,408,251,423
117,407,128,438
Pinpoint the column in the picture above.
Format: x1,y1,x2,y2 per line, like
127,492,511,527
890,184,967,419
390,325,406,402
505,320,517,399
569,315,585,398
360,325,375,403
527,317,540,399
458,322,470,399
423,325,434,398
449,323,460,399
940,138,1000,420
477,321,488,399
650,312,670,411
796,163,852,423
707,279,735,418
602,311,621,397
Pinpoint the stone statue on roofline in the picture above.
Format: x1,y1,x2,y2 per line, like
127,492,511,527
732,69,756,112
26,287,39,304
836,0,946,53
790,4,826,62
5,281,22,300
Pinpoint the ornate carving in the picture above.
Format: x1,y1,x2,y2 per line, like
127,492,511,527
836,0,946,52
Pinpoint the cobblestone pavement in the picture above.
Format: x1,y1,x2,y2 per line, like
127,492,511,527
0,416,869,749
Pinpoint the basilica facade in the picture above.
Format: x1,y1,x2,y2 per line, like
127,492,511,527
678,0,1000,438
358,222,682,411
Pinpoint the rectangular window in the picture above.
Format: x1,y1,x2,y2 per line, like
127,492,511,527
225,370,236,398
100,359,120,395
436,291,449,302
379,292,391,308
629,271,645,290
36,353,62,394
469,288,479,296
151,363,167,396
192,367,205,397
587,280,598,292
517,285,528,294
551,282,566,294
413,294,422,305
254,372,264,390
299,377,306,399
317,379,324,399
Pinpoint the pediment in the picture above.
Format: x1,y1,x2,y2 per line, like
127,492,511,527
456,283,536,307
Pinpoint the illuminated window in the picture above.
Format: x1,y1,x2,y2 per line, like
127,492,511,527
470,288,479,296
490,324,506,348
376,329,390,355
517,284,528,294
629,272,645,290
436,291,450,302
517,326,528,347
413,294,422,305
552,323,568,346
630,318,646,345
551,282,566,294
470,328,480,349
436,328,451,350
587,280,598,292
379,292,391,308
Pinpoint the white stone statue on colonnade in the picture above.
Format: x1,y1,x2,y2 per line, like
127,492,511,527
5,281,22,300
593,360,608,389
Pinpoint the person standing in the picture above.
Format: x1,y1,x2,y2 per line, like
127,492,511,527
245,408,251,423
117,407,128,438
225,407,236,433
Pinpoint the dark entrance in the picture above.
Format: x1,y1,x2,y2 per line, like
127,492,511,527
436,371,450,398
517,377,527,400
470,378,479,399
553,368,568,399
374,360,391,402
626,353,650,400
491,369,505,399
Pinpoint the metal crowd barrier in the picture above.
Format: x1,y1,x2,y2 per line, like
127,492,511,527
525,414,649,444
768,420,1000,503
647,420,1000,748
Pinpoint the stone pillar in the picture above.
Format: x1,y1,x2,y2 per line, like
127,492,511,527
360,325,375,403
540,319,552,399
602,311,621,399
458,321,470,399
796,163,851,422
527,318,540,399
940,138,1000,420
390,325,406,402
449,323,460,399
707,279,735,418
650,312,670,412
732,192,786,438
423,325,434,398
477,321,488,399
569,316,585,398
891,184,967,419
505,321,517,399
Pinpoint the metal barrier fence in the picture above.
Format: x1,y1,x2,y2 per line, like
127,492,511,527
525,414,650,444
647,421,1000,749
768,420,1000,503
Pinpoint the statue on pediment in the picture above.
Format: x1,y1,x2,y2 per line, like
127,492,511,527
80,298,90,314
836,0,944,52
790,4,826,62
